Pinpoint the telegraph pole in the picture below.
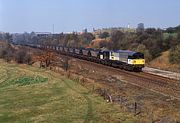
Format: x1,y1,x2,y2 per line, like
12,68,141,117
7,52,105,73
53,24,54,34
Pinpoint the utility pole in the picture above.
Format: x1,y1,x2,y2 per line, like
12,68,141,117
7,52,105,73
53,24,54,34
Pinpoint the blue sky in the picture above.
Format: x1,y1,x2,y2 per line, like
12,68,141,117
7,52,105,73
0,0,180,33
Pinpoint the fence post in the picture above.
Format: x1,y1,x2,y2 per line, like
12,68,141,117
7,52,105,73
134,102,137,116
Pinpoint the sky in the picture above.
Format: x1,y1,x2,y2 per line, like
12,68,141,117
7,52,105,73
0,0,180,33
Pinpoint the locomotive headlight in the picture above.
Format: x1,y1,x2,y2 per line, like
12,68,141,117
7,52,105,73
133,60,136,64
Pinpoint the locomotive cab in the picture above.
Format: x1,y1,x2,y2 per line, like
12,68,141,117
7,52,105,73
127,52,145,65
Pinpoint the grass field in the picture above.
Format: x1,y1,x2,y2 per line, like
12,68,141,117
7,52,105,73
0,60,136,123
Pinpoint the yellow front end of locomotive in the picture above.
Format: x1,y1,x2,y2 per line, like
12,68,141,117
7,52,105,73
128,59,145,65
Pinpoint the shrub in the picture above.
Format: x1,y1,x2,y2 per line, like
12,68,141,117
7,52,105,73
136,44,152,62
15,50,27,63
0,42,14,62
169,44,180,65
15,49,32,64
99,32,110,39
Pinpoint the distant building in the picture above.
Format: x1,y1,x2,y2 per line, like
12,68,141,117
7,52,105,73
82,28,88,33
127,23,130,29
93,28,96,32
35,32,52,38
137,23,145,32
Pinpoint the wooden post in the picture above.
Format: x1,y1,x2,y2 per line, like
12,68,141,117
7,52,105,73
134,102,137,116
107,94,113,103
148,109,153,123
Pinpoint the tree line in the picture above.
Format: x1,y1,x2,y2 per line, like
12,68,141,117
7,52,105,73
1,25,180,66
94,26,180,64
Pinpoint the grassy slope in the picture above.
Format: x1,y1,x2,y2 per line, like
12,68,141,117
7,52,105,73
148,51,180,72
0,60,135,123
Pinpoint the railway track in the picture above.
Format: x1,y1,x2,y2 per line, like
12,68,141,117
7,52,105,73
67,55,180,100
24,46,180,100
118,70,180,100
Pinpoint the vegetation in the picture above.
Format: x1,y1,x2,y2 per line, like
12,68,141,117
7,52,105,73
1,25,180,66
36,25,180,64
0,41,32,64
93,25,180,63
99,32,110,39
169,44,180,66
15,50,31,64
0,60,136,123
42,32,95,48
0,42,14,62
1,76,48,87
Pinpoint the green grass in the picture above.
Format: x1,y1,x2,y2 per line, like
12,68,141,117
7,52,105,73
0,60,136,123
0,76,48,87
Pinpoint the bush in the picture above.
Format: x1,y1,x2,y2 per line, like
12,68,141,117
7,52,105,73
0,42,14,62
99,32,110,39
169,44,180,65
136,44,152,62
15,49,31,64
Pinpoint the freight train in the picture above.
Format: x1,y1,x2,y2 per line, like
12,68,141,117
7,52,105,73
27,44,145,71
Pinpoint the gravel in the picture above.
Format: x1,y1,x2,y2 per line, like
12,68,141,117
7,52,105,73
143,67,180,80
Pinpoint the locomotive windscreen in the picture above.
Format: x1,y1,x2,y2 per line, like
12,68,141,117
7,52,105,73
128,52,144,59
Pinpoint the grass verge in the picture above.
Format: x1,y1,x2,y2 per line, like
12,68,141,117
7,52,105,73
0,60,136,123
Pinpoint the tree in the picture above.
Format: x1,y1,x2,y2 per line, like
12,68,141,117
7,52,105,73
4,33,13,43
136,44,152,62
99,32,110,39
68,33,80,47
80,33,95,45
166,27,175,33
111,31,124,50
145,28,156,34
136,32,149,44
162,37,170,50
